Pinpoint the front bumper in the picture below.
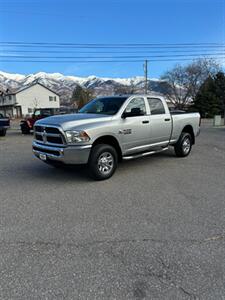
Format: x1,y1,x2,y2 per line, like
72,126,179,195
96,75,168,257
32,141,92,165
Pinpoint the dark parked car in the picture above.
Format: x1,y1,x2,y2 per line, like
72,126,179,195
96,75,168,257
0,113,10,136
20,108,61,134
20,107,78,134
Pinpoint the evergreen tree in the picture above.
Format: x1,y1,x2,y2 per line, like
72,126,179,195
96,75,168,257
214,72,225,123
193,76,221,118
70,85,93,109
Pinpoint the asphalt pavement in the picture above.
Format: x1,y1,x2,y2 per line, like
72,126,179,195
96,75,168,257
0,125,225,299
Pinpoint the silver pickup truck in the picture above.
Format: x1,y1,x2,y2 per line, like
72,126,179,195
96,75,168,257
33,95,200,180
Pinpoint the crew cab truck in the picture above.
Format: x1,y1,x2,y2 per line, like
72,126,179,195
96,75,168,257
32,95,200,180
0,113,10,136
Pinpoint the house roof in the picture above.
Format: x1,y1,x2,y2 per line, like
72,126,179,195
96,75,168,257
0,88,14,96
11,81,60,96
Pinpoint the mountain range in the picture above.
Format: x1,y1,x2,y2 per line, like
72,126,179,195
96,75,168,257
0,71,170,104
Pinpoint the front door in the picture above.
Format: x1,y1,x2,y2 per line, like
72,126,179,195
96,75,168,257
119,97,151,155
16,106,22,118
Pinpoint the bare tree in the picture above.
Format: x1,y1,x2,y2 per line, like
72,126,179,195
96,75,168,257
33,97,40,111
161,58,221,109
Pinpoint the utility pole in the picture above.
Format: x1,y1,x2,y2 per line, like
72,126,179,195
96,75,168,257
144,60,148,94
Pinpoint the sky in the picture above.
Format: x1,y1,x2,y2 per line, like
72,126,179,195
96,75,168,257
0,0,224,78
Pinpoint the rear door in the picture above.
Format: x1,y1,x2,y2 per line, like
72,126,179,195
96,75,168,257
147,97,172,146
119,96,151,154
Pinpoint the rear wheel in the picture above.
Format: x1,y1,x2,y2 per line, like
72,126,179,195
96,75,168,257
88,144,118,180
174,132,192,157
0,129,6,136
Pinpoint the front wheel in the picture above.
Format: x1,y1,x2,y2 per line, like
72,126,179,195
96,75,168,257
174,132,192,157
88,144,118,180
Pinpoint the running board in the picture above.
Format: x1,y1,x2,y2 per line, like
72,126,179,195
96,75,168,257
123,147,168,161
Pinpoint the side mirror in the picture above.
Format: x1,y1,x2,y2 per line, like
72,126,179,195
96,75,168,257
121,112,128,119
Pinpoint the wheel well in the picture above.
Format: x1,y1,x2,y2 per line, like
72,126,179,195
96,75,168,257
92,136,122,160
182,125,195,144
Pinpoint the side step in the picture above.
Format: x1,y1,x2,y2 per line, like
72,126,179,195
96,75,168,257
123,147,168,161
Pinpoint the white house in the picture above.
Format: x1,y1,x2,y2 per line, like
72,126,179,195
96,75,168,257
0,82,60,117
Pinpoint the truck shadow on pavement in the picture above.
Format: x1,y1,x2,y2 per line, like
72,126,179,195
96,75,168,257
28,148,177,183
30,163,92,183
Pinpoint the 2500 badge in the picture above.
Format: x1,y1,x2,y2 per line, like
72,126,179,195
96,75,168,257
119,129,132,135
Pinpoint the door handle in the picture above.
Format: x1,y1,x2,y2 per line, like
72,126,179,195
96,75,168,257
142,120,149,124
164,118,171,121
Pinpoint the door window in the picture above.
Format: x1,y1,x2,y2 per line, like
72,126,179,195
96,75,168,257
125,97,146,116
148,98,165,115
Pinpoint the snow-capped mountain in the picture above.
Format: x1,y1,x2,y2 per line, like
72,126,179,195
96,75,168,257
0,71,170,104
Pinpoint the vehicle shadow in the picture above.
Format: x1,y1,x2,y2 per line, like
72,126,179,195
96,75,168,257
30,163,92,183
7,148,177,184
28,148,177,183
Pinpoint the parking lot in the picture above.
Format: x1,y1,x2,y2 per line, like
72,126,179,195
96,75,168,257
0,125,225,299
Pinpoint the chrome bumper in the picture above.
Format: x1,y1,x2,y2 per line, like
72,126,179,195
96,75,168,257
32,141,92,164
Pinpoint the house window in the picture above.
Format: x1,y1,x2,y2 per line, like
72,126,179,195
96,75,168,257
49,96,57,101
28,108,33,113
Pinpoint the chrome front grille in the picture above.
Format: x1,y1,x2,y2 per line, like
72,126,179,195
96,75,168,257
34,125,65,145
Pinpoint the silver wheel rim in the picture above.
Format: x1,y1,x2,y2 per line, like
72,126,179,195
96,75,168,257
97,152,114,175
182,137,191,154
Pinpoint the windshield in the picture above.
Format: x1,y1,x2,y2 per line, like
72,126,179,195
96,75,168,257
79,97,128,115
34,109,53,117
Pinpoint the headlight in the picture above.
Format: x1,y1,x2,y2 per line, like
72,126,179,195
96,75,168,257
65,130,90,143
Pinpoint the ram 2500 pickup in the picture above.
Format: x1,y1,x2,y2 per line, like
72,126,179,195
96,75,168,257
32,95,200,180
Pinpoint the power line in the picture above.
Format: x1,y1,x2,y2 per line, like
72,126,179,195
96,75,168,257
1,57,225,63
0,42,224,46
0,42,225,49
0,52,224,59
1,49,224,54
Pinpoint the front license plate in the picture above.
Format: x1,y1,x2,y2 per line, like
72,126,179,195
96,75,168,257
39,153,47,161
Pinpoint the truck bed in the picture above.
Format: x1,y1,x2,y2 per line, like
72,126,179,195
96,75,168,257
171,112,200,142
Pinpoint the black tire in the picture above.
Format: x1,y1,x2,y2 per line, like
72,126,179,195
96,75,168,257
174,132,192,157
0,129,6,136
88,144,118,180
